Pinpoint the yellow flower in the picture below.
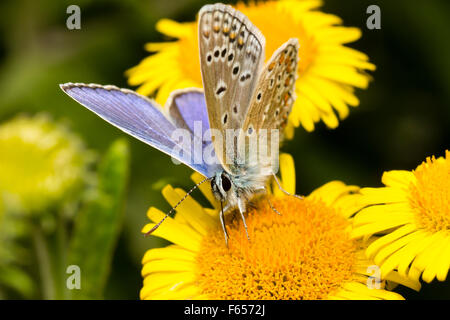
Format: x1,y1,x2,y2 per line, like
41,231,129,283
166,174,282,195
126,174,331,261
140,154,417,300
127,0,375,137
351,150,450,284
0,114,93,214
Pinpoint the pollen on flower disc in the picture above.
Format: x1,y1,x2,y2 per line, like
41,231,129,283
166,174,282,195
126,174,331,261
409,150,450,233
195,196,358,299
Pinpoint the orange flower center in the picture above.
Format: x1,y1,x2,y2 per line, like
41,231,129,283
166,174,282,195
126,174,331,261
195,196,357,299
410,150,450,232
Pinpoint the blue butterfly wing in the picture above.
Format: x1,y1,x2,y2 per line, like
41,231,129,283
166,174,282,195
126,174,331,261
166,89,221,171
167,89,211,137
60,83,215,176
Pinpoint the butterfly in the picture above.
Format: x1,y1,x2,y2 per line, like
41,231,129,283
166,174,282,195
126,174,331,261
60,3,300,245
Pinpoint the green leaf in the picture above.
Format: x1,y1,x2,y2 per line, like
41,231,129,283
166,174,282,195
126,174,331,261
67,139,130,299
0,265,36,299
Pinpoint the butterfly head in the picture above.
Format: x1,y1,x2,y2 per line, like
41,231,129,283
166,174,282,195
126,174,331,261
211,171,234,202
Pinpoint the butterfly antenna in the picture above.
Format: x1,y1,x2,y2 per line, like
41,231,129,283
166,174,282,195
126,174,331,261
145,176,213,236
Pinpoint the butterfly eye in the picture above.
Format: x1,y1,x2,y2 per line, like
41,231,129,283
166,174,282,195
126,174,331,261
221,174,231,192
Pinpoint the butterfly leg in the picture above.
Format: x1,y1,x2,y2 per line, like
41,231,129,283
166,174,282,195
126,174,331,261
246,201,258,210
267,196,282,215
254,185,282,216
219,201,229,247
272,173,303,199
237,199,251,242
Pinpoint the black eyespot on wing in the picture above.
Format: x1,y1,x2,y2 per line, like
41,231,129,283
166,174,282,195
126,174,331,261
240,73,251,83
216,86,227,97
221,174,231,192
232,65,239,75
222,113,228,124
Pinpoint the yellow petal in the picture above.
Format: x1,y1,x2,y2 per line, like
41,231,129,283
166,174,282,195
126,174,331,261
436,236,450,281
342,282,404,300
421,237,450,283
379,232,428,278
381,170,415,189
384,271,421,291
309,181,356,206
143,283,200,300
163,185,217,235
143,208,202,251
156,19,194,38
359,187,409,204
144,42,173,52
373,231,423,266
141,271,195,296
279,153,296,194
353,203,413,227
311,65,370,89
142,245,196,264
365,224,417,258
315,27,362,44
351,218,410,239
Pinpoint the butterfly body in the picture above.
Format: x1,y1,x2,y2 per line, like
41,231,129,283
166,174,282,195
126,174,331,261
210,162,269,213
60,3,299,243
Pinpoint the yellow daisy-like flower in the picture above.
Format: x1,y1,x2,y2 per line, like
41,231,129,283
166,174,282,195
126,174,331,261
351,150,450,284
140,154,417,300
0,114,93,214
127,0,375,137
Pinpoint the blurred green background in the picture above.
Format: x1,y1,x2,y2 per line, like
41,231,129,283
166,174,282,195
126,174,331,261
0,0,448,299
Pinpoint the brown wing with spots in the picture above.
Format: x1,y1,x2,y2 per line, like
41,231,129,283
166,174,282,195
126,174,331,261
198,4,265,172
243,38,299,136
240,39,299,170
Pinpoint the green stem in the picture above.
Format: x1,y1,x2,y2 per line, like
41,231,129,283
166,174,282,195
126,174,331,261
32,224,54,300
55,214,68,299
